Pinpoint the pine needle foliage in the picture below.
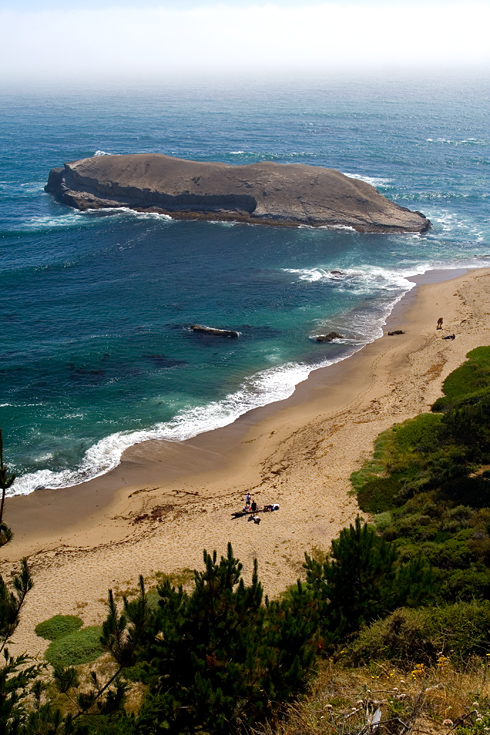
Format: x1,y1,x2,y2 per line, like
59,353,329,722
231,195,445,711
133,543,316,734
303,517,432,637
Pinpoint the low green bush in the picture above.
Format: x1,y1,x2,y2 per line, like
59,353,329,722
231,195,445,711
35,614,83,641
349,600,490,667
44,625,103,667
433,346,490,412
357,476,402,513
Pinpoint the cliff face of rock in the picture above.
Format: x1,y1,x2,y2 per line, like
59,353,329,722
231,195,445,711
45,153,430,234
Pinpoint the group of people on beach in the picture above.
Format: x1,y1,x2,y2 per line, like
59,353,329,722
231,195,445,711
244,492,257,512
243,493,279,514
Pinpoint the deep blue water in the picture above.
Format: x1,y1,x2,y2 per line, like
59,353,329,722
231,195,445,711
1,74,489,495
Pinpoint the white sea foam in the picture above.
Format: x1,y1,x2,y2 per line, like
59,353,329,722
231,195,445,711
20,182,45,194
21,211,90,230
11,260,490,497
329,224,357,232
428,209,486,242
426,138,488,146
283,265,419,295
342,172,393,188
9,265,413,497
94,150,115,156
85,206,173,222
11,360,313,496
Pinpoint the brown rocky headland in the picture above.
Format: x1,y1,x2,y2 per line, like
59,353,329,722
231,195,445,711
45,153,430,234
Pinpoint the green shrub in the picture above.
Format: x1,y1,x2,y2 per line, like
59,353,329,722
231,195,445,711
374,511,393,533
44,625,103,667
357,476,403,513
350,430,392,492
35,614,83,641
388,413,441,458
349,600,490,667
435,346,490,409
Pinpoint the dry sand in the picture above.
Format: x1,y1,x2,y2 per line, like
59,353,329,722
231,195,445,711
2,267,490,659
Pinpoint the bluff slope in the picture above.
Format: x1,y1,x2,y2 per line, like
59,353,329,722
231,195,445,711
45,153,430,233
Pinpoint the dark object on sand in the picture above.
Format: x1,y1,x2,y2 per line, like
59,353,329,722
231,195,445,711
191,324,239,338
232,503,279,519
437,317,444,329
45,153,431,233
443,334,456,340
387,330,405,336
316,332,343,343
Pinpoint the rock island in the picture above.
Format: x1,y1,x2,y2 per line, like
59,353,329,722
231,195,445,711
45,153,430,233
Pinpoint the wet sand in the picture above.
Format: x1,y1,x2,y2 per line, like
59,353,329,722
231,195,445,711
3,267,490,658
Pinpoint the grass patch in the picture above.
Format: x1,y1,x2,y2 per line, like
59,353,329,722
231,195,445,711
253,656,490,735
45,625,103,668
35,615,83,641
433,346,490,412
350,429,394,492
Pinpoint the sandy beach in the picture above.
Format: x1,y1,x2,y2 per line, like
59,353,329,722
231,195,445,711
2,267,490,659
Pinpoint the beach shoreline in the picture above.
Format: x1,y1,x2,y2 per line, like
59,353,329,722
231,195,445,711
3,267,490,657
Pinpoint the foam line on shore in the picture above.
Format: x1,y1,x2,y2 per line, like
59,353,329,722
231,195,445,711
9,264,489,497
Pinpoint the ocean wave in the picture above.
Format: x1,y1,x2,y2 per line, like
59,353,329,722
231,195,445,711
11,360,312,496
11,259,490,498
283,265,419,295
426,137,488,146
84,206,173,222
6,266,415,497
19,211,91,230
94,150,117,156
223,151,315,163
19,182,46,194
12,289,407,499
428,210,486,242
342,172,393,188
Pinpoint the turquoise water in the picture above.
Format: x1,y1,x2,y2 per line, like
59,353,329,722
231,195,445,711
1,74,489,495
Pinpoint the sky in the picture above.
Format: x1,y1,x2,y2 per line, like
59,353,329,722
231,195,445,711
1,1,490,84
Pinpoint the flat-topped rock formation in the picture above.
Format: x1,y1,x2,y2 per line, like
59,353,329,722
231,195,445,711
45,153,430,233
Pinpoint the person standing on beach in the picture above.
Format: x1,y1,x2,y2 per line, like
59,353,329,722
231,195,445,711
245,492,251,507
437,317,443,329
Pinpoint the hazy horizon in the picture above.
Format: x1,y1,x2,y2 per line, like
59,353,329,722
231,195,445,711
1,1,489,85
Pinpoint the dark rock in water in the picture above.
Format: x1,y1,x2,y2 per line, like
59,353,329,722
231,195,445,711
315,331,343,342
191,324,239,338
387,330,405,336
330,270,344,275
45,153,431,234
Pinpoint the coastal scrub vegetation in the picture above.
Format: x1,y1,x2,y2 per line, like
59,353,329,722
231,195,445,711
3,346,490,733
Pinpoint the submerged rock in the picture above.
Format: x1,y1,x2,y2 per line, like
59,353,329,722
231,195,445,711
45,153,431,234
315,332,343,342
190,324,239,338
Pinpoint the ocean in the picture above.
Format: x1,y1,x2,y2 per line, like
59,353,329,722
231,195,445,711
1,72,489,496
